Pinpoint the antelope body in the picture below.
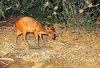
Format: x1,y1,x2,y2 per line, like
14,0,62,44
14,17,55,47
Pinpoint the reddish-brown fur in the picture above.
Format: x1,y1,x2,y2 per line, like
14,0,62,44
14,17,55,47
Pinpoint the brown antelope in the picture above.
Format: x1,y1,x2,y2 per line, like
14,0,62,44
14,17,55,48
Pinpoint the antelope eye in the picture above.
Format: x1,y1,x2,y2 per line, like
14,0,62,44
49,32,51,34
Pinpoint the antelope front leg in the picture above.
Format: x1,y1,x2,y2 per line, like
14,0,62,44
34,32,40,49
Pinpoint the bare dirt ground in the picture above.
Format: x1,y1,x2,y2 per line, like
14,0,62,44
0,16,100,68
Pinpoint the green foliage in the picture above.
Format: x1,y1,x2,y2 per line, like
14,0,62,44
52,0,100,29
1,0,58,23
0,1,6,19
0,0,100,29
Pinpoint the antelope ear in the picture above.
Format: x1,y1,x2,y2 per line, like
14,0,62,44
45,25,48,30
47,22,52,26
46,22,50,25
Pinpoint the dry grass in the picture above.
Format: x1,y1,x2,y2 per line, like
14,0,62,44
0,17,100,68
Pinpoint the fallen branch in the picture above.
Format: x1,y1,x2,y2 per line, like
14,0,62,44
0,58,14,61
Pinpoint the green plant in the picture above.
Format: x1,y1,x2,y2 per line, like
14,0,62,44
46,0,100,29
2,0,58,23
1,0,100,29
0,1,6,19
